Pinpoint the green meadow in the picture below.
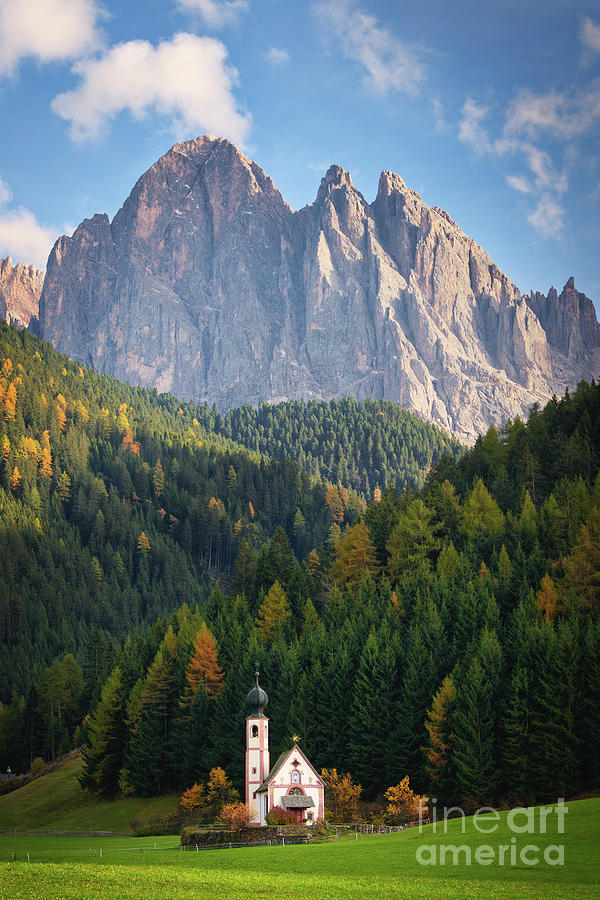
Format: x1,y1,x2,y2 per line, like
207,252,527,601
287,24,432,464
0,798,598,899
0,755,178,833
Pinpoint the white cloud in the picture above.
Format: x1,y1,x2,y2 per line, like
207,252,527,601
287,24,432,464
527,196,565,240
458,98,492,154
312,0,425,95
263,47,290,67
175,0,248,29
0,181,59,268
0,0,101,77
51,33,252,146
506,175,531,194
503,86,600,141
459,81,600,239
432,96,447,133
581,17,600,55
0,177,13,206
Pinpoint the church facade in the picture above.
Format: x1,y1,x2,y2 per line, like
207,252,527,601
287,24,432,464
245,672,325,826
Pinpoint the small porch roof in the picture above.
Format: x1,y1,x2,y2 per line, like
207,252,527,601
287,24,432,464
281,795,314,809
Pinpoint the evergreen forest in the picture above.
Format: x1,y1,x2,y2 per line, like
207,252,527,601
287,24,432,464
0,320,599,811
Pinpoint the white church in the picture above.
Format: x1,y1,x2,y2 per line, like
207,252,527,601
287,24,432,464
245,672,325,826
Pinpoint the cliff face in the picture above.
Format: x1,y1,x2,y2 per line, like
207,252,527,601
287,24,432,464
0,257,44,328
37,135,600,443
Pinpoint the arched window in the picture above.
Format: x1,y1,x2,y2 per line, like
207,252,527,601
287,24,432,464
251,724,258,738
291,770,300,784
289,787,303,795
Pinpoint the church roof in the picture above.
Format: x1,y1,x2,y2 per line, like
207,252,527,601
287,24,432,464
255,743,324,794
281,795,314,809
246,671,268,716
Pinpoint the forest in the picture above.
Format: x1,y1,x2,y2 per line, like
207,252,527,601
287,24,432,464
192,397,460,497
0,320,598,810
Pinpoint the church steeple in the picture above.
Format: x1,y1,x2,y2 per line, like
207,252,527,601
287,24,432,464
245,671,270,825
246,670,268,717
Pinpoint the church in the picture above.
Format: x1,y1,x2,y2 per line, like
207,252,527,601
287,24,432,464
245,672,325,826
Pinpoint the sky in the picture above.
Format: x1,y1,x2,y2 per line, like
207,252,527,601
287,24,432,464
0,0,599,310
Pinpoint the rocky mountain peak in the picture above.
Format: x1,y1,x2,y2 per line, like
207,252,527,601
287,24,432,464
36,135,600,443
316,164,357,204
0,256,44,328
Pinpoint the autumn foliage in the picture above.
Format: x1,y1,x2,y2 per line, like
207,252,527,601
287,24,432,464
220,802,250,831
180,782,207,815
185,623,224,697
332,522,378,591
384,776,428,823
321,768,362,822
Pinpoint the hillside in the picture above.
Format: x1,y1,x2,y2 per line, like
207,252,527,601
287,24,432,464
194,397,461,497
0,321,337,704
0,754,177,833
6,381,592,809
37,136,600,443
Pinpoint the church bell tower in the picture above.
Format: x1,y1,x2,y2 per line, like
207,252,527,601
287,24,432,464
245,671,269,825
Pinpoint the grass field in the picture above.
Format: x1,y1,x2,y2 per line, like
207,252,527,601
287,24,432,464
0,798,598,898
0,755,178,833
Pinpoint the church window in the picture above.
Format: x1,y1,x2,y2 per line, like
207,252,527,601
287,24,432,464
289,787,303,795
252,767,256,774
251,724,258,737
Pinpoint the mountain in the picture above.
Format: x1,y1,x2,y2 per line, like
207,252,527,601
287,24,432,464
36,135,600,443
0,257,44,328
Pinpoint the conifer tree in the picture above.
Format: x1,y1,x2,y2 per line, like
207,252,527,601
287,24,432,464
500,665,530,801
185,624,224,698
152,459,165,497
332,522,378,592
80,666,126,797
423,675,456,805
453,628,502,804
256,581,292,644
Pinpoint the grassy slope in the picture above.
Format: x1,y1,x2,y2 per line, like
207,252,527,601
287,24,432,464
0,755,178,833
0,799,598,898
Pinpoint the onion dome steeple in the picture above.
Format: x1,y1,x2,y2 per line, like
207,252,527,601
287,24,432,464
246,670,268,716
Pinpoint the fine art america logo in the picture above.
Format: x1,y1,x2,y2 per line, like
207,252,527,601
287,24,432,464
416,799,567,867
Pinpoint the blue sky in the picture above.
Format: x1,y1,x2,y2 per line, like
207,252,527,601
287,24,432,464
0,0,599,311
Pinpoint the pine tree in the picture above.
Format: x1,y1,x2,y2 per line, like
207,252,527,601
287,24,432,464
423,675,456,806
185,624,224,698
80,666,126,797
153,459,165,497
453,628,502,804
332,522,378,591
348,628,397,797
386,499,441,581
500,665,530,802
256,581,292,644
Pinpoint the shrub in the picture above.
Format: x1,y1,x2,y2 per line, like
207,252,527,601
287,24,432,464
131,810,183,836
30,757,46,775
265,805,297,826
220,802,250,832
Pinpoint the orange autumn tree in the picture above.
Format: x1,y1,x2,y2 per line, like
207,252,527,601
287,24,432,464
325,485,344,523
321,768,362,822
185,623,224,698
537,574,560,623
180,782,207,815
384,776,428,823
3,382,17,420
206,766,239,813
